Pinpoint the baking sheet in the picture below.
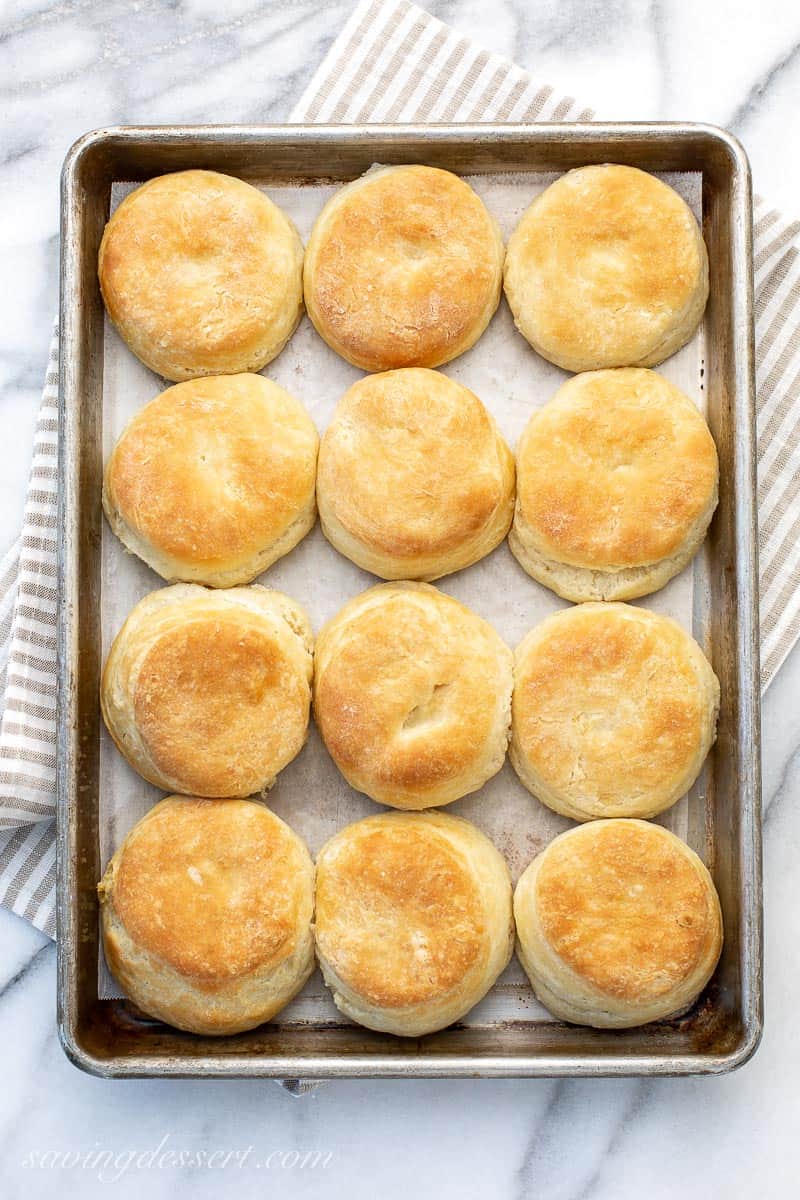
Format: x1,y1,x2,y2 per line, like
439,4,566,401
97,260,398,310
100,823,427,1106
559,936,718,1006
98,170,709,1023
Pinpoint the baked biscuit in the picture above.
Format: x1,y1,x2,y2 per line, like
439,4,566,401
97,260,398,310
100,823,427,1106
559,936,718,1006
99,797,315,1035
317,369,515,580
514,819,723,1028
101,584,313,797
314,811,514,1036
304,165,504,371
99,170,304,380
504,164,708,371
314,582,513,810
510,603,719,821
103,374,319,587
508,369,719,601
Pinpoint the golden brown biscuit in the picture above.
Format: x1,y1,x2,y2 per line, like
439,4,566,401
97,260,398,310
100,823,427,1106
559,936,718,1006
317,369,515,580
314,811,514,1036
103,374,319,587
510,603,719,821
99,170,304,381
514,819,723,1028
101,584,313,797
314,582,513,810
303,165,504,371
504,165,708,371
508,369,719,601
99,797,315,1035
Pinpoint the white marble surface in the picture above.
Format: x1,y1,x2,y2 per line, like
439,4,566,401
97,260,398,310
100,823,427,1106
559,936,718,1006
1,1,799,1195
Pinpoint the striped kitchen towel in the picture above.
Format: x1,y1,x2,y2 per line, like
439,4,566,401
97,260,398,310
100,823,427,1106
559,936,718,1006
1,0,799,943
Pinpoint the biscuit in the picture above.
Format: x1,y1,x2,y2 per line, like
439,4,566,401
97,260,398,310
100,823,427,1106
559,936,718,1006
99,797,315,1035
508,369,719,601
317,369,515,580
103,374,319,587
313,582,513,810
101,584,313,797
514,819,723,1028
504,164,708,371
510,603,719,821
98,170,304,380
314,811,514,1036
304,165,504,371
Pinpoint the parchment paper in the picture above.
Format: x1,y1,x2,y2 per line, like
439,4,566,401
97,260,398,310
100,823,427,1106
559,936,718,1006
99,171,710,1023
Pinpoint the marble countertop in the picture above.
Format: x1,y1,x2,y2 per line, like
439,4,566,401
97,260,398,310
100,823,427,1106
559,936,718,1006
2,1,798,1196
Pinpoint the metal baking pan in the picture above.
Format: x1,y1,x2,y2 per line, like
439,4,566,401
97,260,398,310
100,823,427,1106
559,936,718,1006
57,123,762,1078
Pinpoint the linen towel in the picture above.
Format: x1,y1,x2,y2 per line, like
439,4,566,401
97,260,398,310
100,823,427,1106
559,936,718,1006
2,0,798,953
